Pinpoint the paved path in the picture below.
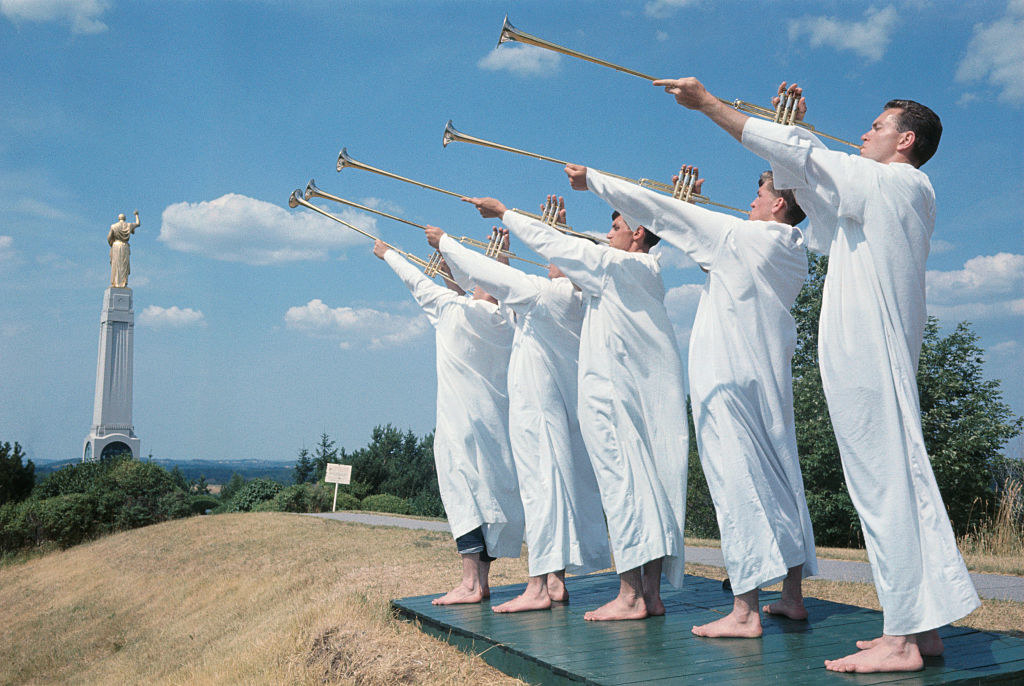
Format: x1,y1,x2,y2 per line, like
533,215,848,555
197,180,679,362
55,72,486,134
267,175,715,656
308,511,1024,602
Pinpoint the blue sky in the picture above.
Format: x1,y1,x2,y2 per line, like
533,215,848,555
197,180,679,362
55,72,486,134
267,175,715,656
1,0,1021,465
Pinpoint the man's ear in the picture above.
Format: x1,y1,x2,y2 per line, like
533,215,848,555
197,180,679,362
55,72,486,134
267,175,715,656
896,129,916,155
772,196,787,216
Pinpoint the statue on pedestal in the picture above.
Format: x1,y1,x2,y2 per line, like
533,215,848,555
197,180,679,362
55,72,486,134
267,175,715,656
108,211,140,288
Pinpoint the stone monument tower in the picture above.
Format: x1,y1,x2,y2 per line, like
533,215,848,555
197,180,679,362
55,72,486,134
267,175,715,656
83,211,141,462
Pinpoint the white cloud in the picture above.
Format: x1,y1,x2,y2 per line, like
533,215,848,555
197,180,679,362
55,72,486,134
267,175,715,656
655,30,669,42
664,282,704,321
0,0,109,34
787,6,899,62
159,193,372,265
0,235,14,262
955,0,1024,105
927,298,1024,321
285,299,429,349
644,0,698,19
138,305,206,329
478,44,561,77
926,252,1024,302
930,238,955,254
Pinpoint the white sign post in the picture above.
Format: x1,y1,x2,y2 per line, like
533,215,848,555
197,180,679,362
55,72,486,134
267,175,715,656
324,462,353,512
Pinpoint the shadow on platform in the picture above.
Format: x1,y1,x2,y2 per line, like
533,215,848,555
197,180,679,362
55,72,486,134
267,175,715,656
391,572,1024,685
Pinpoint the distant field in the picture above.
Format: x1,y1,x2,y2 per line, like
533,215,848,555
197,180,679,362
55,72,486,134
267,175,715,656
1,514,1020,685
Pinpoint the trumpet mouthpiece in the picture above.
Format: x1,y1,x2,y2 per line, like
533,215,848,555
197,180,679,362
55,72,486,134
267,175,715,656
442,120,457,148
288,190,302,208
336,148,352,172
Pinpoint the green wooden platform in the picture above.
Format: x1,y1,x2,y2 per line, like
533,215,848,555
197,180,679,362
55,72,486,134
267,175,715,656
391,572,1024,685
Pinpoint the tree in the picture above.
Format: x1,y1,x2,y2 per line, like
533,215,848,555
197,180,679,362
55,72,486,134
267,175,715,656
0,441,35,506
220,472,245,502
312,433,338,482
293,447,314,485
790,252,1023,545
192,474,211,495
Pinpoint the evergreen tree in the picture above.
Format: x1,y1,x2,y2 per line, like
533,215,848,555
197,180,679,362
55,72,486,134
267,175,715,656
312,433,338,482
192,474,211,495
0,441,35,506
220,472,246,502
293,447,314,485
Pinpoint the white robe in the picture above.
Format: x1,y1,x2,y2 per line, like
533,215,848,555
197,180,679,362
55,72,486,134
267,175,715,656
437,234,611,577
503,211,688,587
742,117,980,634
383,249,524,558
586,169,818,595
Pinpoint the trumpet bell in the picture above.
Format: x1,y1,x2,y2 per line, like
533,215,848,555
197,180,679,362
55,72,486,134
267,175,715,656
337,148,356,172
304,179,320,201
442,120,459,148
497,15,517,47
288,190,302,209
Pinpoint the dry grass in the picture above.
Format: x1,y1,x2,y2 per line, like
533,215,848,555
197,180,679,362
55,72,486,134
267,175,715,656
958,479,1024,575
0,513,529,685
2,513,1021,685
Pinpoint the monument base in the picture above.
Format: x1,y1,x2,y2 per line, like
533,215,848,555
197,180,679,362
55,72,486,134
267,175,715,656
83,432,140,462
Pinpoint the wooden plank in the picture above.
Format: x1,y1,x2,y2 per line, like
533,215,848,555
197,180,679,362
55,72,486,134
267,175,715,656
392,572,1024,685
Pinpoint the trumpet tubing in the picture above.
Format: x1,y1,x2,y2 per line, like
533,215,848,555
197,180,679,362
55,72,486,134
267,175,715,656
496,16,860,149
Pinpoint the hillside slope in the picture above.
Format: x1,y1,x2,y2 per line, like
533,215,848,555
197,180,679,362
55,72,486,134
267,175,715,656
0,513,526,685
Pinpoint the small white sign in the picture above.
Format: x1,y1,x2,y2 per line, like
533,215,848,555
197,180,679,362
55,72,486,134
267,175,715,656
325,463,352,485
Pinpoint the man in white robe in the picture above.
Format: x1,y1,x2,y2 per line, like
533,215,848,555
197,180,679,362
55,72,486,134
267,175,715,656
654,77,980,672
464,196,688,622
424,222,611,613
566,163,819,637
374,240,525,605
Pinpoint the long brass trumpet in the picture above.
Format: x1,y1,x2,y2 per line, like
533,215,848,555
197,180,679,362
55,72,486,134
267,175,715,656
443,121,749,216
497,16,860,150
288,189,455,282
304,179,547,268
336,148,606,244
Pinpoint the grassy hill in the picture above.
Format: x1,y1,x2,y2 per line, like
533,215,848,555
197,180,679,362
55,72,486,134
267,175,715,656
0,513,525,685
2,514,1020,684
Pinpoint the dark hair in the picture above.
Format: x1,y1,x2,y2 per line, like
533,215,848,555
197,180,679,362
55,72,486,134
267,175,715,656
758,171,806,226
611,210,660,247
884,99,942,167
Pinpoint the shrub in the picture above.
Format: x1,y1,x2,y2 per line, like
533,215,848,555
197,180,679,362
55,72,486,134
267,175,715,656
409,491,445,518
226,478,282,512
273,485,310,513
360,493,412,515
188,495,220,515
307,483,336,512
22,494,100,548
333,492,361,511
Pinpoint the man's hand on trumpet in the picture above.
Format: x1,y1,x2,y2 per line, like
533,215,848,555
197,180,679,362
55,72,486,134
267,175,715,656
462,196,507,219
541,194,567,224
424,225,446,249
373,239,389,260
672,165,706,196
565,164,589,191
772,81,807,122
495,227,510,266
652,76,718,111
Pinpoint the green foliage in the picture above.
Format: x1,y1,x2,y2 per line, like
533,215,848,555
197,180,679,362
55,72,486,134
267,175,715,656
0,441,35,506
312,433,338,483
333,491,361,511
272,484,312,513
790,252,1022,546
224,478,282,512
188,494,220,515
409,490,444,518
683,398,719,539
219,473,245,502
293,447,314,485
360,493,412,515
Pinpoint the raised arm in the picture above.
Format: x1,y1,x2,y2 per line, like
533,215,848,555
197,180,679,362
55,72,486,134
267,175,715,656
374,240,454,323
581,168,739,271
462,196,607,294
652,77,749,142
130,210,140,231
432,232,542,308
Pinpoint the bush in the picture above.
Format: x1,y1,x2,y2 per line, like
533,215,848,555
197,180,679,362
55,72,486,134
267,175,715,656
409,490,445,518
360,493,412,515
226,478,282,512
20,494,100,549
272,484,311,513
188,494,220,515
334,491,361,511
307,483,336,512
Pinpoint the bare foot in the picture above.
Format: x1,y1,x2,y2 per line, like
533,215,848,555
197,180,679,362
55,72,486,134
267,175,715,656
584,595,648,621
856,630,943,657
432,584,484,605
692,611,763,638
825,637,924,673
762,598,808,620
493,592,552,613
644,593,666,617
547,574,569,603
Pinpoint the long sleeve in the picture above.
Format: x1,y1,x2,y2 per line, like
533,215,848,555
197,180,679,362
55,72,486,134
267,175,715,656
503,210,607,295
587,169,738,271
383,249,455,325
438,234,543,309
